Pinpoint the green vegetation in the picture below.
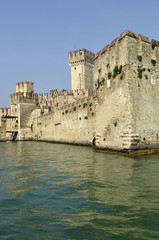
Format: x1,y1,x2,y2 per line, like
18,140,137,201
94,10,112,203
84,116,88,119
83,103,87,108
92,112,94,116
108,72,112,79
145,74,148,80
98,68,101,73
108,65,123,78
96,78,105,90
137,55,142,62
73,106,76,111
65,109,68,114
152,41,159,49
118,65,122,74
151,59,156,66
113,65,119,76
96,65,122,90
137,66,145,79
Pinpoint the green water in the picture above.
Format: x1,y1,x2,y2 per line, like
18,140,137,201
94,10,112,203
0,142,159,239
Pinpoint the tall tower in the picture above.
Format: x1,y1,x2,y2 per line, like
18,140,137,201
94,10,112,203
68,49,95,90
16,82,34,94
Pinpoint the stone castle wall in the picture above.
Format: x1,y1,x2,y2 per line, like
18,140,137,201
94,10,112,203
32,96,96,144
94,30,159,151
128,36,159,150
1,30,159,154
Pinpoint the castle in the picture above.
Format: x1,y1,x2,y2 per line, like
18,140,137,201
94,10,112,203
1,30,159,154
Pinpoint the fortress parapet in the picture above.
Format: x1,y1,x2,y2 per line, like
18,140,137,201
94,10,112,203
10,92,38,105
94,29,159,90
16,82,34,93
37,87,93,111
94,30,159,62
68,49,95,65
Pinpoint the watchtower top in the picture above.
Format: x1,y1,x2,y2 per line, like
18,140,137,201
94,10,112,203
16,82,34,93
68,48,95,65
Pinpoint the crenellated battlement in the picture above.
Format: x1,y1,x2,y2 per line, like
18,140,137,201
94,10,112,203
38,88,92,107
68,48,95,65
94,30,159,91
10,92,38,105
69,48,95,91
94,30,159,60
16,81,34,93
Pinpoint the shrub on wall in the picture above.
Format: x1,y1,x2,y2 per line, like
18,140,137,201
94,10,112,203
137,55,142,62
151,59,156,66
152,41,159,49
114,122,117,127
108,72,112,79
137,66,145,79
118,65,122,74
113,66,119,77
111,65,123,78
83,103,87,108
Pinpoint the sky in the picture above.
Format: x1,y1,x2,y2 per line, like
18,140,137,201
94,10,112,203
0,0,159,107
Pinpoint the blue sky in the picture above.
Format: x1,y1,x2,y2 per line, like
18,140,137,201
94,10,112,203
0,0,159,107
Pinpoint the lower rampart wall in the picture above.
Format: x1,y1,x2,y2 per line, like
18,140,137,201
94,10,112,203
30,71,131,151
32,98,96,145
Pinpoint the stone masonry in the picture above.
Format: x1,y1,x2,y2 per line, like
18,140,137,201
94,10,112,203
1,30,159,154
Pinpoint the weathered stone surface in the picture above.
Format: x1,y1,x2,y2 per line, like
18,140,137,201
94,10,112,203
1,30,159,154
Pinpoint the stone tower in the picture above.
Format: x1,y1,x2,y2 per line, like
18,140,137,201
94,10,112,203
68,49,95,90
16,81,34,94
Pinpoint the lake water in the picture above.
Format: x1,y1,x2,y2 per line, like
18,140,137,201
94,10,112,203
0,141,159,239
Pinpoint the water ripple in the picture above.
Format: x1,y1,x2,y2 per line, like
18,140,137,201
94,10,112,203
0,141,159,239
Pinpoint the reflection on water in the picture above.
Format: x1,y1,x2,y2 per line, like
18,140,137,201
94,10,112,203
0,142,159,239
